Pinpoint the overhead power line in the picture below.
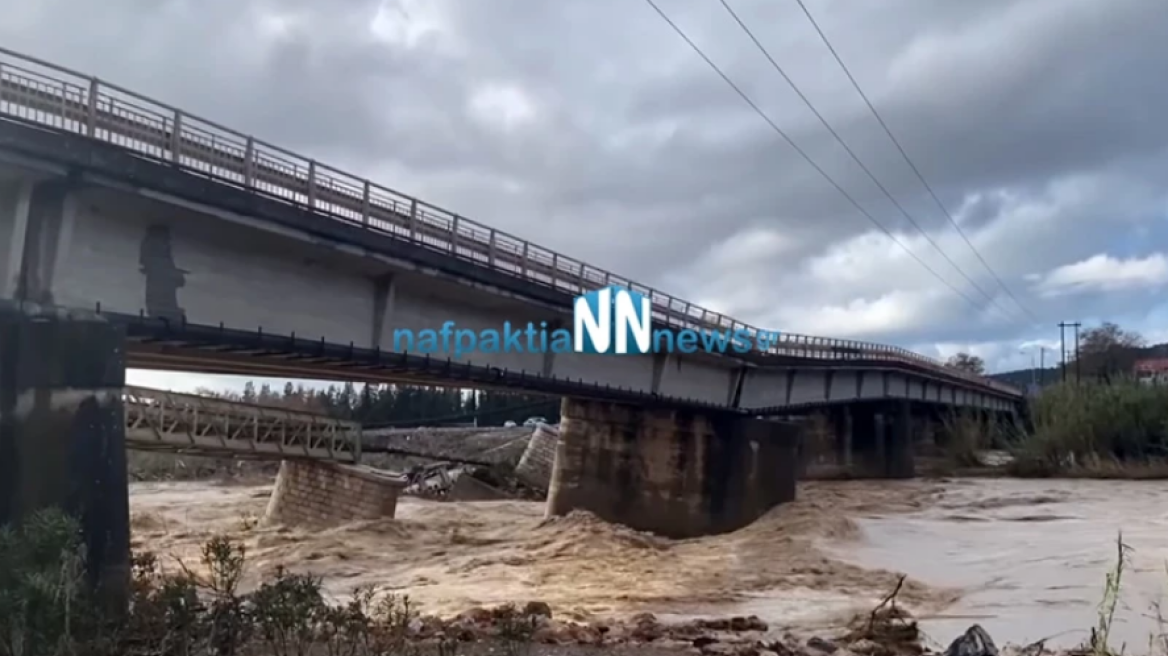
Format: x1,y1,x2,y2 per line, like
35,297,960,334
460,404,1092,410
640,0,1002,321
715,0,1024,326
790,0,1039,325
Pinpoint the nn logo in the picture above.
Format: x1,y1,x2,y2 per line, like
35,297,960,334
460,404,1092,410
573,286,652,355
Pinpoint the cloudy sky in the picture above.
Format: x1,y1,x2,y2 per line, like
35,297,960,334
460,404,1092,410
5,0,1168,390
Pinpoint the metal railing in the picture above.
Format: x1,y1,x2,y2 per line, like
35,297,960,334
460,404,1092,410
0,47,1019,395
124,386,362,461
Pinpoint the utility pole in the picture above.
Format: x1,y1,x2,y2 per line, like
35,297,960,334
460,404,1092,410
1072,322,1082,383
1057,321,1083,383
1058,322,1068,382
1039,346,1046,385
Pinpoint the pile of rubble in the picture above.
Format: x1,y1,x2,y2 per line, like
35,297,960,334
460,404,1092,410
397,601,1025,656
377,424,560,502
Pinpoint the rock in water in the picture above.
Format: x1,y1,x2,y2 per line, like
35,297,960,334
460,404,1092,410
943,625,999,656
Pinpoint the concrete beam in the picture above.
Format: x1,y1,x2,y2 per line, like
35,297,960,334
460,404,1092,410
0,178,78,304
546,397,801,538
0,180,30,298
370,273,396,351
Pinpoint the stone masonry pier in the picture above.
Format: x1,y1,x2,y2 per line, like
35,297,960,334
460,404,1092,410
264,460,408,527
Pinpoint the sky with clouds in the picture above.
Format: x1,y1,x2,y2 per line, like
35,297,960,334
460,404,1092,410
4,0,1168,391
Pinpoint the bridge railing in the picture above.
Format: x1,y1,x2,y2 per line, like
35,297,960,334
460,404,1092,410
0,47,1018,395
124,386,362,461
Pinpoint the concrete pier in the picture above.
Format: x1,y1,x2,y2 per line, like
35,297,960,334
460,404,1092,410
545,398,801,538
0,304,129,608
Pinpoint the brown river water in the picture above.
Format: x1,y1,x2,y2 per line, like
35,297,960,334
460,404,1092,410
128,478,1168,650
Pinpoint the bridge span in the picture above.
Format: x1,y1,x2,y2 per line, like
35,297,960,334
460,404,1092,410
0,46,1023,593
122,386,361,462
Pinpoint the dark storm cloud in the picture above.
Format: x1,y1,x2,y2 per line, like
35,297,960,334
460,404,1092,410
4,0,1168,372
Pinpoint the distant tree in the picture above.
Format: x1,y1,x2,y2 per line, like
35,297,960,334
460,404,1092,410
185,380,559,426
1076,321,1146,378
945,352,985,375
241,381,256,403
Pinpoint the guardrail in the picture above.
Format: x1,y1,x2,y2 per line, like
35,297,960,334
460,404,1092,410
124,386,362,461
0,47,1019,396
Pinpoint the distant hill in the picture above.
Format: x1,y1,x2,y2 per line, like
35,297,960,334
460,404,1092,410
988,367,1059,389
989,341,1168,388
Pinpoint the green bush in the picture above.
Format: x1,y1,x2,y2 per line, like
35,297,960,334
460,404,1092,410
0,508,95,656
1011,379,1168,475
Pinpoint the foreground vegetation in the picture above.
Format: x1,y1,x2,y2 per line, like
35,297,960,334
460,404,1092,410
0,509,541,656
1009,378,1168,476
4,508,1165,656
936,377,1168,478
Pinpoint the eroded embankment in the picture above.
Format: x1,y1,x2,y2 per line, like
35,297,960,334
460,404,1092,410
129,479,954,629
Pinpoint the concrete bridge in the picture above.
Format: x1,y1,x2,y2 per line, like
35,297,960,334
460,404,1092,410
0,48,1023,596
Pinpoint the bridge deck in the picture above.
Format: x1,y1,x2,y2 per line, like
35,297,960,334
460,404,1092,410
0,47,1018,398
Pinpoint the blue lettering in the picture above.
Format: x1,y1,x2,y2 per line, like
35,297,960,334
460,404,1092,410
550,328,573,353
392,329,414,352
479,330,500,353
756,330,779,351
502,322,524,352
439,321,456,353
731,329,753,354
699,329,732,353
453,329,477,359
653,329,675,353
416,329,439,353
676,330,699,354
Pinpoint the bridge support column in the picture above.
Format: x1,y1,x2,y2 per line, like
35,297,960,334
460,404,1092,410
831,406,853,468
546,398,801,538
851,404,882,476
0,303,129,609
887,400,916,479
848,402,915,479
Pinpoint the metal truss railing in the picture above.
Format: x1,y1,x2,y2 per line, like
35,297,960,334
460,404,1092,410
124,386,361,462
0,47,1019,396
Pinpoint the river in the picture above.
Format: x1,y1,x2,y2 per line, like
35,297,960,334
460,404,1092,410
128,477,1168,650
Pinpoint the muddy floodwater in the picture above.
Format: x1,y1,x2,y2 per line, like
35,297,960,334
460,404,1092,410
129,478,1168,650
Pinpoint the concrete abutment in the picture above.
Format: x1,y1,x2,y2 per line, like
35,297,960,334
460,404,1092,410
0,303,130,609
545,397,801,539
